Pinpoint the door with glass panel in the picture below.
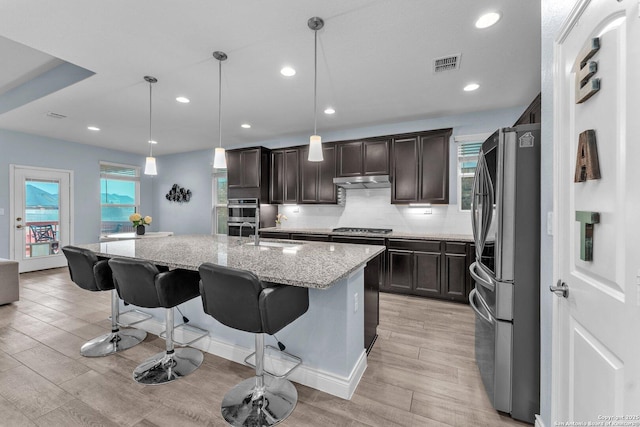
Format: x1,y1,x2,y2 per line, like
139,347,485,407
11,166,72,273
212,170,227,234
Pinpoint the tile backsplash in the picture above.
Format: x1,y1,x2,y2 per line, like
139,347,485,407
276,188,472,235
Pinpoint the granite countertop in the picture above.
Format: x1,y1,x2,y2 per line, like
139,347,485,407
79,234,385,290
259,227,474,242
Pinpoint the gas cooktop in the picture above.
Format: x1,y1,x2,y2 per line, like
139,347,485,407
332,227,393,234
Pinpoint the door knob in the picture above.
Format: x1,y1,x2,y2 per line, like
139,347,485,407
16,224,23,229
16,217,22,221
549,280,569,298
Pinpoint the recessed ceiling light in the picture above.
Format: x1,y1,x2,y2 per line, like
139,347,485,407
176,96,190,103
464,83,480,92
475,12,501,29
241,123,251,129
148,140,158,144
87,126,100,131
324,107,335,115
280,67,296,77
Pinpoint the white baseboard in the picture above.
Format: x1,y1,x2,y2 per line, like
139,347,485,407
535,414,546,427
133,317,367,400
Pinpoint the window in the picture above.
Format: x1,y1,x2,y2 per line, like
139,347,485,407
455,134,489,211
100,162,140,234
212,169,228,235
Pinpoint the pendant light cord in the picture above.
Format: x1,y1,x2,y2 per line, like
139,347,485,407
313,28,318,136
148,81,153,157
218,59,222,149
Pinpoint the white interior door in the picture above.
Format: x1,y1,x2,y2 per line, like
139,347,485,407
10,165,73,273
552,0,640,423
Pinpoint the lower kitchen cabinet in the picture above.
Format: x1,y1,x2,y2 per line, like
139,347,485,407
385,239,472,303
259,231,290,239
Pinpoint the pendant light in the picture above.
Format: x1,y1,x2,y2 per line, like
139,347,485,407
143,75,158,175
308,16,324,162
213,51,228,169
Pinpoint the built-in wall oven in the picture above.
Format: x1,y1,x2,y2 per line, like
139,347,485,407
227,198,259,237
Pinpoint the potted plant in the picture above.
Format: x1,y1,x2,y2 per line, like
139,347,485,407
129,213,152,235
275,214,287,228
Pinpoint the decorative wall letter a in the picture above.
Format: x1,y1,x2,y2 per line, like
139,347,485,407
575,211,599,261
574,130,601,182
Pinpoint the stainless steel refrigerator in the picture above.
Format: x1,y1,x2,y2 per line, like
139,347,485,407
469,123,540,423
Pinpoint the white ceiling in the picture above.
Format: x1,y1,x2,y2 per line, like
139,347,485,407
0,0,541,156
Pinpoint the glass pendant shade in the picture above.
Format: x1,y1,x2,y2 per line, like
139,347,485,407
308,135,323,162
213,147,227,169
144,156,157,175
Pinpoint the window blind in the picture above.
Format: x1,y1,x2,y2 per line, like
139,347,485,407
100,162,139,178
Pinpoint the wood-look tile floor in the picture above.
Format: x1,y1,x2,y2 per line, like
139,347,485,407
0,268,531,426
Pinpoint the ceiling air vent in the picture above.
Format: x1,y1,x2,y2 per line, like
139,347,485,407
46,111,67,119
433,54,461,73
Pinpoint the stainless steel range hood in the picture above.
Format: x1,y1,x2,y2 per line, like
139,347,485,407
333,175,391,189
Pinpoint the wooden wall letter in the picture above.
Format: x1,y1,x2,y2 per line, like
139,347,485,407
575,37,601,104
575,211,600,261
574,130,601,182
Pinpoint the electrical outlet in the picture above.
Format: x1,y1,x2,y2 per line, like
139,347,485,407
292,206,299,213
547,211,553,236
354,292,358,312
0,208,4,215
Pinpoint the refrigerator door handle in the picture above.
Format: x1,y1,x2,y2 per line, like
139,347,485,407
469,261,495,292
469,289,494,324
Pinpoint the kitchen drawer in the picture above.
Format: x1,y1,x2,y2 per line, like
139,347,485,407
290,233,331,242
260,231,290,239
445,242,467,254
387,239,441,252
331,236,386,246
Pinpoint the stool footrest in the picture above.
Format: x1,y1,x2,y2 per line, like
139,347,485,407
160,323,208,346
244,345,302,379
113,309,153,327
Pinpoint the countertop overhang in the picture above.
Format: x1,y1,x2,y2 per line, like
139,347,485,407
78,234,385,289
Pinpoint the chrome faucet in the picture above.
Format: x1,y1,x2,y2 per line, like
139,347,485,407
239,222,254,244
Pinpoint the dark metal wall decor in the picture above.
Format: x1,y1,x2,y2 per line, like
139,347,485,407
574,129,601,182
166,184,192,203
575,37,600,104
575,211,599,261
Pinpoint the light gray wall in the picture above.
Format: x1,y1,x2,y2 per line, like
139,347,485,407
0,129,153,259
152,149,213,235
540,1,574,425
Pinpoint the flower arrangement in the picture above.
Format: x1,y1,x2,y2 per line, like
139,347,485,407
275,214,288,225
129,213,152,228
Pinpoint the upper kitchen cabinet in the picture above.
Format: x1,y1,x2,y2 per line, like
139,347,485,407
300,144,337,204
270,148,299,204
337,138,390,177
226,147,271,203
391,129,452,204
514,93,541,126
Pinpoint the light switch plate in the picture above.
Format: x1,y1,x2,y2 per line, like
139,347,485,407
547,211,553,236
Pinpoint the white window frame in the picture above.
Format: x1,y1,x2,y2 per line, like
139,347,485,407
99,161,140,235
454,133,491,212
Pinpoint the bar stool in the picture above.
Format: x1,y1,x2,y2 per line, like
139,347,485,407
61,246,147,357
198,263,309,426
108,257,205,385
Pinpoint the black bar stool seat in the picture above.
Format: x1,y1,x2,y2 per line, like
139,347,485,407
199,263,309,426
109,257,205,385
61,246,146,357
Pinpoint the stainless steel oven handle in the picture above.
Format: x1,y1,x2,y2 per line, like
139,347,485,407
469,261,495,292
469,289,494,324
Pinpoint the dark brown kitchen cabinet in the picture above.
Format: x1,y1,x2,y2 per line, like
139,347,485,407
270,148,299,204
259,231,291,239
391,129,451,204
300,144,337,204
386,238,471,302
337,139,389,177
226,147,271,202
290,233,331,242
514,93,541,126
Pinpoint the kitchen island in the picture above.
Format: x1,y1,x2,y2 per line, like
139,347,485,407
78,234,385,399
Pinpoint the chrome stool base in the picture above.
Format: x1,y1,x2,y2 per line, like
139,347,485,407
221,376,298,426
133,347,203,385
80,328,147,358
